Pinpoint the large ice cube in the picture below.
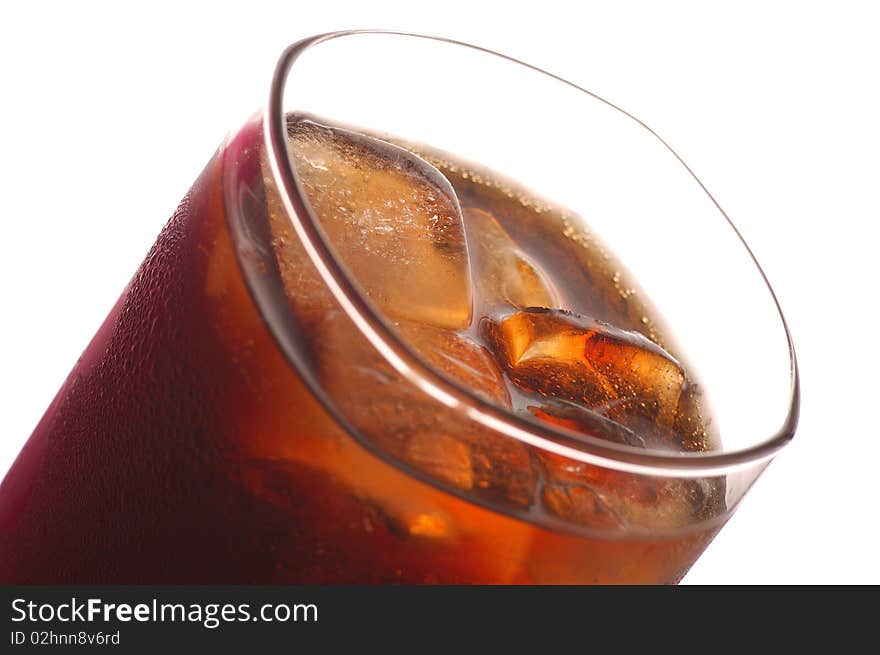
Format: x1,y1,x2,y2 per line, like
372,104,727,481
484,308,686,443
462,207,560,311
288,120,472,329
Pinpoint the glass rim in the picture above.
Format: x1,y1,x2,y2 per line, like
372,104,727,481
264,29,800,478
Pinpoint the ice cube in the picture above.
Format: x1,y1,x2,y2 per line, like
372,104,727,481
524,398,646,448
535,450,718,530
288,120,472,329
540,481,626,530
311,310,535,508
483,308,686,442
672,382,718,452
462,207,560,311
395,320,509,406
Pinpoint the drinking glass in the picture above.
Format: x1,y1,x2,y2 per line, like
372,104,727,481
0,31,798,584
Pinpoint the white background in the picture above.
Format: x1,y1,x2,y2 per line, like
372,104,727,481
1,1,877,584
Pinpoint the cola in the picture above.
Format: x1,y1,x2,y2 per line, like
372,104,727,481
0,115,723,584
